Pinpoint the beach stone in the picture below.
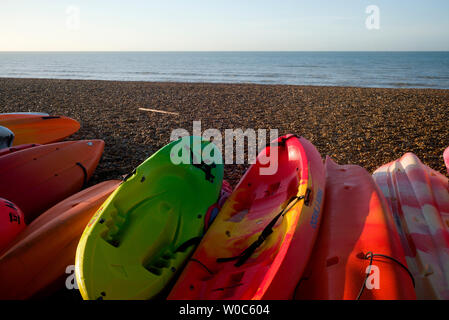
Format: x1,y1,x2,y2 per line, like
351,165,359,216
1,78,448,188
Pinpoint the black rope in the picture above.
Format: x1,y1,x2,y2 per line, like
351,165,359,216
265,134,300,148
190,147,216,183
175,237,203,253
122,168,136,182
41,116,61,120
76,162,88,188
292,276,307,299
216,194,305,267
356,251,415,300
189,258,214,275
212,283,244,292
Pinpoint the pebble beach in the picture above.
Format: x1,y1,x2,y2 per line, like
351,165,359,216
1,77,449,187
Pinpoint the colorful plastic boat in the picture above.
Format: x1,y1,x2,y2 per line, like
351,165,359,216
0,140,104,223
295,158,416,300
0,198,26,251
0,144,39,157
168,134,325,300
373,152,449,299
204,180,233,231
444,147,449,175
0,180,120,300
0,114,80,146
75,136,224,300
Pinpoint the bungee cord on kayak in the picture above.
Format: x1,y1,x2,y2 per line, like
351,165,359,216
356,251,416,300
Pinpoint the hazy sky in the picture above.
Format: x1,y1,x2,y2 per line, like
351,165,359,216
1,0,448,51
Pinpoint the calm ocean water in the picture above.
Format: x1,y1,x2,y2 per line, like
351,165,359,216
0,52,448,89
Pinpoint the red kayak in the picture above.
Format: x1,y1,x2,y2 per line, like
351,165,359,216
295,158,416,300
0,140,104,223
0,180,121,300
0,144,39,157
168,135,325,300
0,198,26,251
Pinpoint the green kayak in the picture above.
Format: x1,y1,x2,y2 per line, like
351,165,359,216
75,136,224,300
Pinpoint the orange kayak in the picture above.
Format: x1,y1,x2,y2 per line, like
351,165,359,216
0,180,121,300
0,140,104,223
295,157,416,300
0,198,26,251
0,114,80,146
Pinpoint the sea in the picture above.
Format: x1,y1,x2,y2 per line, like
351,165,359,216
0,51,448,89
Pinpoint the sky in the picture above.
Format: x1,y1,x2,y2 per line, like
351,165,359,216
0,0,448,51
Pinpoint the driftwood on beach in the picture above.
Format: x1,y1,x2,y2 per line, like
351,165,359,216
0,77,448,187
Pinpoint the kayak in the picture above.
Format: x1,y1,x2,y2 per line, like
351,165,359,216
0,180,121,300
168,134,326,300
0,144,39,157
295,158,416,300
0,114,80,146
0,126,14,149
75,136,224,300
444,147,449,175
204,180,233,231
0,198,26,251
373,152,449,299
0,140,104,223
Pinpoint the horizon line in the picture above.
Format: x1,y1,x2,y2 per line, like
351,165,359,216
1,50,448,53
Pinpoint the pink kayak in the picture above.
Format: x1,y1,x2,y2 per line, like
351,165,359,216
444,147,449,175
373,153,449,299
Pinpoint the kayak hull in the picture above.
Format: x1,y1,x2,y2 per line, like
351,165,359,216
295,158,416,300
444,147,449,175
373,152,449,299
0,140,104,223
168,135,326,300
0,115,80,146
0,180,120,300
0,144,40,157
0,198,26,251
75,137,224,300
